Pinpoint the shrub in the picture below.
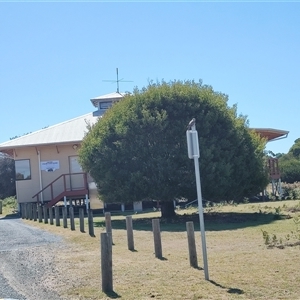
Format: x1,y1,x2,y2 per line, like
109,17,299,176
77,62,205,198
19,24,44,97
281,182,300,200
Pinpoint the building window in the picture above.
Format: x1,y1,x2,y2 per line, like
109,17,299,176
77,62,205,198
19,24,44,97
99,101,112,110
15,159,31,180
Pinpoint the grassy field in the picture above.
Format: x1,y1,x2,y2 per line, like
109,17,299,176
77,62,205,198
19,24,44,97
23,200,300,300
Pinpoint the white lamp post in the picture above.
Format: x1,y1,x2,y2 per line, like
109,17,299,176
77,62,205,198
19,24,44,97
186,118,209,280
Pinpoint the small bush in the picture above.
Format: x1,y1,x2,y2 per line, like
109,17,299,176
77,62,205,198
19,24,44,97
281,182,300,200
262,214,300,249
1,196,17,210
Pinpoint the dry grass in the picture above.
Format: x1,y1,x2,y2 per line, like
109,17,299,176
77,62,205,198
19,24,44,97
23,200,300,300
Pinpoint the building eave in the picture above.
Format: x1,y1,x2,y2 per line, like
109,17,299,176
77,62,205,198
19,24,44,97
251,128,289,142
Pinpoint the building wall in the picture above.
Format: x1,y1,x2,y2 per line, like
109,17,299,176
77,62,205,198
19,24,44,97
15,144,84,203
15,147,41,204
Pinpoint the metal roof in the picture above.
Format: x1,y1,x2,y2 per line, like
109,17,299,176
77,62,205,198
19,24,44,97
251,128,289,142
90,92,125,107
0,113,99,151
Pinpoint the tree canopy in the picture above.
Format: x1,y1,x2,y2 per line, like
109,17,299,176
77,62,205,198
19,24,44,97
0,154,16,199
279,138,300,183
79,80,268,217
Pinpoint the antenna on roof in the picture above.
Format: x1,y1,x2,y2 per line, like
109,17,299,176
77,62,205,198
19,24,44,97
103,68,133,93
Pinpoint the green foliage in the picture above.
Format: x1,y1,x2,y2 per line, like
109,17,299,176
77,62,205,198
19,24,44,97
279,139,300,183
262,214,300,249
0,155,16,199
284,200,300,212
1,196,17,209
281,182,300,200
79,80,268,216
274,206,282,220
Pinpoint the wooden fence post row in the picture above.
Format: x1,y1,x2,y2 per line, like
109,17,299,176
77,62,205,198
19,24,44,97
25,205,89,235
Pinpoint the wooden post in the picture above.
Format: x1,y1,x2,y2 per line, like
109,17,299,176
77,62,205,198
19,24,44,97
49,207,54,225
21,203,25,219
23,203,26,219
38,205,43,223
101,232,113,292
62,206,68,228
28,203,33,220
88,209,94,236
105,212,112,244
0,200,2,214
69,206,75,231
79,208,84,232
23,203,27,219
25,203,28,220
126,215,134,251
152,219,162,259
55,206,60,226
43,205,48,224
186,221,198,268
33,203,37,221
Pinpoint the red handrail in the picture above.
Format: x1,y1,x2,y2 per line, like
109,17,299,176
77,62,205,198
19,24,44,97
32,172,88,203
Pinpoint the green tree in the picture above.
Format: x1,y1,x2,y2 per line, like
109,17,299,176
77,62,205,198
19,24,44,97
279,139,300,183
0,154,16,199
79,80,268,217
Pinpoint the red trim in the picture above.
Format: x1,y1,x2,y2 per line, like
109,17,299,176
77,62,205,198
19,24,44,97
32,172,89,207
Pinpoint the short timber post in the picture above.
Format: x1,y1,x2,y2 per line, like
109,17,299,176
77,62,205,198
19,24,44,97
62,206,68,228
24,204,27,219
25,203,29,220
152,219,162,259
49,207,54,225
79,208,84,232
69,206,75,231
88,209,95,237
21,203,25,219
43,205,48,224
28,203,33,220
186,221,198,268
126,215,134,251
38,205,43,223
55,206,60,226
33,203,37,221
24,203,27,219
23,203,26,219
105,212,112,244
0,200,2,214
101,232,113,293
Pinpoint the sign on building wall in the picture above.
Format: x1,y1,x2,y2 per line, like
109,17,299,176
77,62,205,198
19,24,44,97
40,160,60,172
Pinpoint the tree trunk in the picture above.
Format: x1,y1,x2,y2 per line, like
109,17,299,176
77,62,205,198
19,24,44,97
160,201,176,218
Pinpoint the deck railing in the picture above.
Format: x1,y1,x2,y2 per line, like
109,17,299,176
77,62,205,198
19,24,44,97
32,172,88,204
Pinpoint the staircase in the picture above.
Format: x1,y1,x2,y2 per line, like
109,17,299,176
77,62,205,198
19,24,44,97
32,172,89,208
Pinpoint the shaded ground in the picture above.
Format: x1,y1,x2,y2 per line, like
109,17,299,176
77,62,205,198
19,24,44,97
94,210,285,232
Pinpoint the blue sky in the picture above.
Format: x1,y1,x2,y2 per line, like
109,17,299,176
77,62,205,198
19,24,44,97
0,2,299,154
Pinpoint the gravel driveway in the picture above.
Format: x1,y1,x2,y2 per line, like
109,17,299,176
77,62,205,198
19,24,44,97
0,216,65,300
